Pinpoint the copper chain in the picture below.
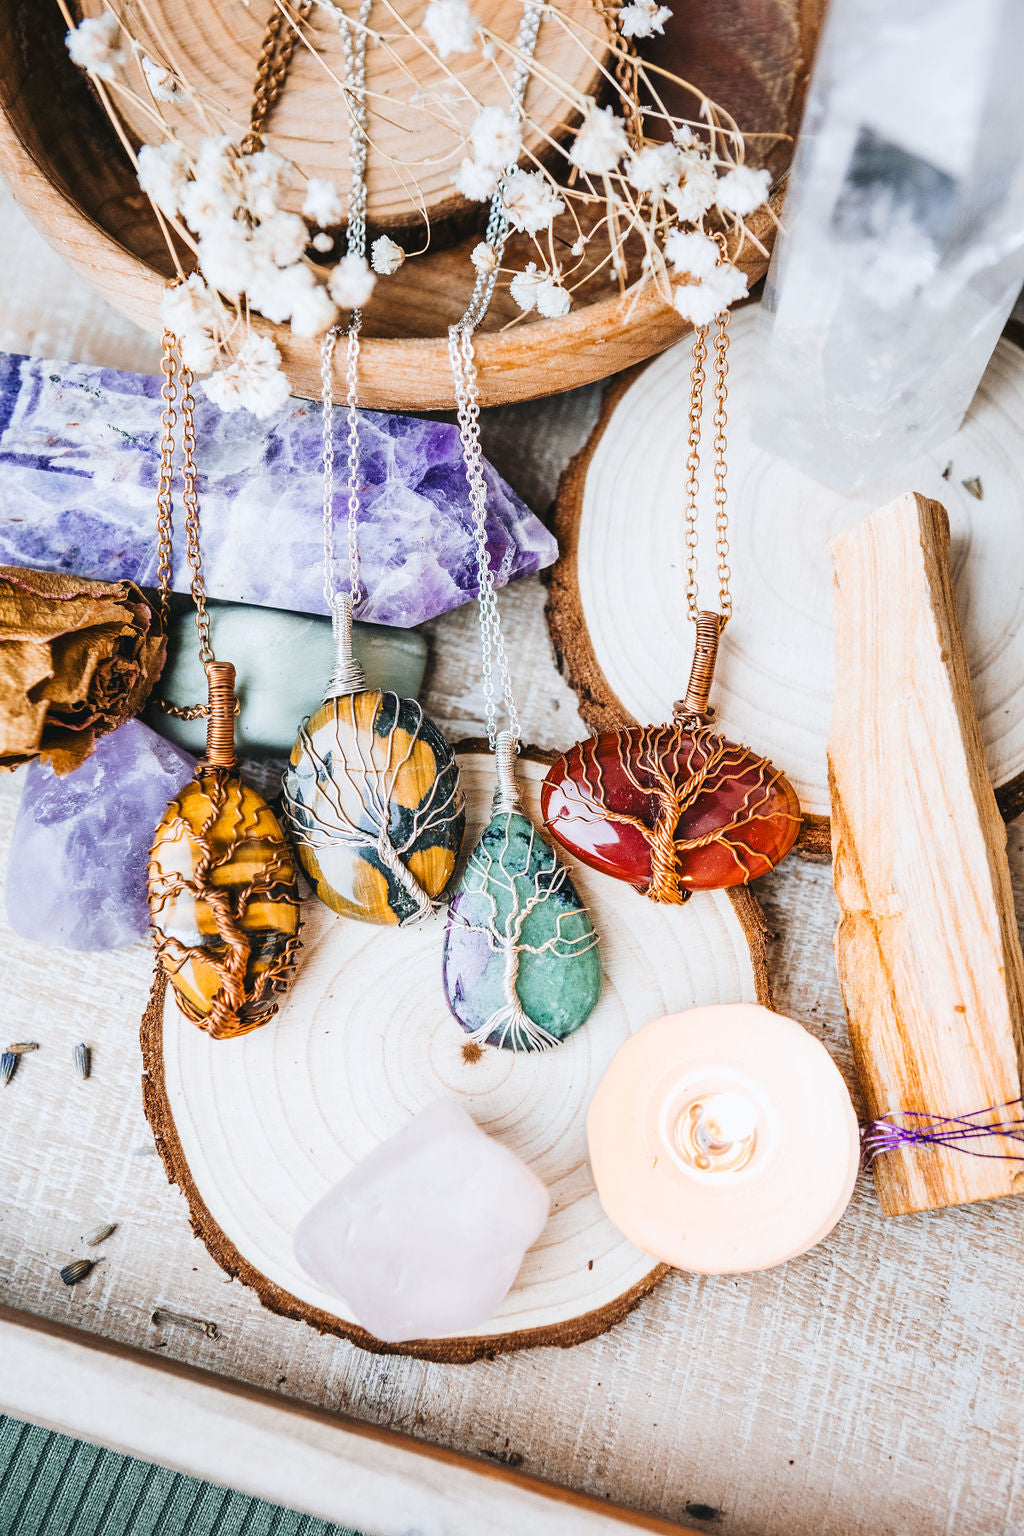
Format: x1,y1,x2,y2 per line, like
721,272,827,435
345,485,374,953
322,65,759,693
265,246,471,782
683,310,732,628
240,0,314,156
156,329,216,720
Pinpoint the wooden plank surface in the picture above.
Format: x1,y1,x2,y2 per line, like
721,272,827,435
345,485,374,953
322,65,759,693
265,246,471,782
830,493,1024,1215
3,185,1024,1536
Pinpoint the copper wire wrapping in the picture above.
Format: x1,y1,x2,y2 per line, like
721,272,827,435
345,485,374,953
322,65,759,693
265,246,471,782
201,661,238,769
674,610,722,723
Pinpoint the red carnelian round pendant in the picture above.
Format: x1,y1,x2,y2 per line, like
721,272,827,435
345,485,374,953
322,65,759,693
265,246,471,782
541,722,801,902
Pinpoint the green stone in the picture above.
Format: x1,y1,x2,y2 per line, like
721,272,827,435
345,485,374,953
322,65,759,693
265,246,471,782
443,810,602,1051
146,597,427,757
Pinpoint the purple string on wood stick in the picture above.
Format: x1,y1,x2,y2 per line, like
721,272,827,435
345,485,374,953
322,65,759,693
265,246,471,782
861,1099,1024,1163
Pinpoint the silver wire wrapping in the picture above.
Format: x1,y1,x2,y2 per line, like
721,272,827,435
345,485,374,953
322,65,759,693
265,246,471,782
491,729,522,815
324,592,367,699
446,0,543,755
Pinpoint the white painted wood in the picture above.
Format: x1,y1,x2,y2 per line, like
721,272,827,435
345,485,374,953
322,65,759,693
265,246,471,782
0,1309,694,1536
159,752,759,1348
6,176,1024,1536
575,305,1024,816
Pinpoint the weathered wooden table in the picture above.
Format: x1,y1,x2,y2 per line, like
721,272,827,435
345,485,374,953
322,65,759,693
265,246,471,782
1,185,1023,1536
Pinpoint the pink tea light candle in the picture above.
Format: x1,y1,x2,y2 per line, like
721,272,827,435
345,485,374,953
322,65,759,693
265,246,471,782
587,1004,860,1275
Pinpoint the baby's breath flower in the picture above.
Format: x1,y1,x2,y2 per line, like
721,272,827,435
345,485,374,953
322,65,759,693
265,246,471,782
161,274,220,336
510,262,545,313
626,142,681,196
501,168,564,235
302,178,343,227
471,241,498,274
672,281,721,328
666,150,717,222
535,274,571,318
454,157,499,202
423,0,481,57
371,235,405,275
702,260,748,308
312,231,335,254
663,228,719,278
203,335,291,419
715,164,771,217
619,0,672,38
252,211,308,267
140,54,182,102
65,13,126,80
672,262,747,326
569,103,629,176
178,328,219,373
328,252,376,309
470,106,522,173
136,141,190,217
242,150,294,219
248,261,311,324
289,280,339,338
197,221,255,299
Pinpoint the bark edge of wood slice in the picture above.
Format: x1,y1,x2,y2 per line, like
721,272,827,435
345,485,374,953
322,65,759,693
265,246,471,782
0,0,820,409
545,309,1024,856
140,745,773,1362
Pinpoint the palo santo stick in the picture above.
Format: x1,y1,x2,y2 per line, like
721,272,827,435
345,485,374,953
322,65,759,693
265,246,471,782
829,492,1024,1216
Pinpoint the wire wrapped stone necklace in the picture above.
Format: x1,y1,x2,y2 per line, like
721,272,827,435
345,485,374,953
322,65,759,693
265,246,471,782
541,313,802,900
440,0,602,1053
147,334,302,1038
281,0,466,926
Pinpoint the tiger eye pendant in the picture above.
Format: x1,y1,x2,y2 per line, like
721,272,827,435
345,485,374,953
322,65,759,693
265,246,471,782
282,597,464,926
541,613,801,902
148,662,301,1039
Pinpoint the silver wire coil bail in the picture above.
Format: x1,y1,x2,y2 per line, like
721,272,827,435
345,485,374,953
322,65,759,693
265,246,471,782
491,729,522,815
324,593,367,699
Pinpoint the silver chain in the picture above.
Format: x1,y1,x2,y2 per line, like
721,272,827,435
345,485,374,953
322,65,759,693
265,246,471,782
449,0,543,751
321,0,372,614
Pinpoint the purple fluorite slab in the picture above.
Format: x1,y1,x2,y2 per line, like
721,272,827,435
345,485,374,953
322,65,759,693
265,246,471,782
6,718,195,951
0,354,556,627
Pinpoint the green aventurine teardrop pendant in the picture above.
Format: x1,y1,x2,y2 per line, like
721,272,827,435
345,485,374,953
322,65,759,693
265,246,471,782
442,733,602,1052
148,662,301,1040
282,596,465,925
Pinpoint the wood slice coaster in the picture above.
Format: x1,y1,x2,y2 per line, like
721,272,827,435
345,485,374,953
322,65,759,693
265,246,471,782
74,0,604,235
0,0,822,407
547,306,1024,856
141,746,771,1362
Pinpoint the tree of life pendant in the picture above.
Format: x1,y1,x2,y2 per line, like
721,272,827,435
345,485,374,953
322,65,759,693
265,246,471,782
282,597,465,925
443,735,601,1052
149,662,301,1039
540,612,802,902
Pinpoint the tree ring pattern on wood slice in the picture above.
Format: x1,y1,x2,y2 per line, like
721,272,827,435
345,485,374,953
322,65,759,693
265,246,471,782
75,0,607,237
546,307,1024,853
141,746,773,1362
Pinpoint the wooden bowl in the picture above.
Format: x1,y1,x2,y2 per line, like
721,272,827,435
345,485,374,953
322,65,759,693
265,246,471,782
0,0,822,408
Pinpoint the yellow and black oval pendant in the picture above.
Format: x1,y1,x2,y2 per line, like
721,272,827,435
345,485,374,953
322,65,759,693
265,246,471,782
282,599,464,926
149,662,301,1039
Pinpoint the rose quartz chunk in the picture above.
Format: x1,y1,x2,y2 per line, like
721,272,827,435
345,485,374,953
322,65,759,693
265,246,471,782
293,1100,550,1343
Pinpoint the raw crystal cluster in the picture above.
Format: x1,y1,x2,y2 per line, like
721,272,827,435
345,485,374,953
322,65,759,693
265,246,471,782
756,0,1024,490
7,718,194,950
293,1100,550,1343
0,353,557,625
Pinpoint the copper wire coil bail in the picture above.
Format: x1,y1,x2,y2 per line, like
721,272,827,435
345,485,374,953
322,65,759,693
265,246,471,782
674,610,722,724
202,661,238,769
